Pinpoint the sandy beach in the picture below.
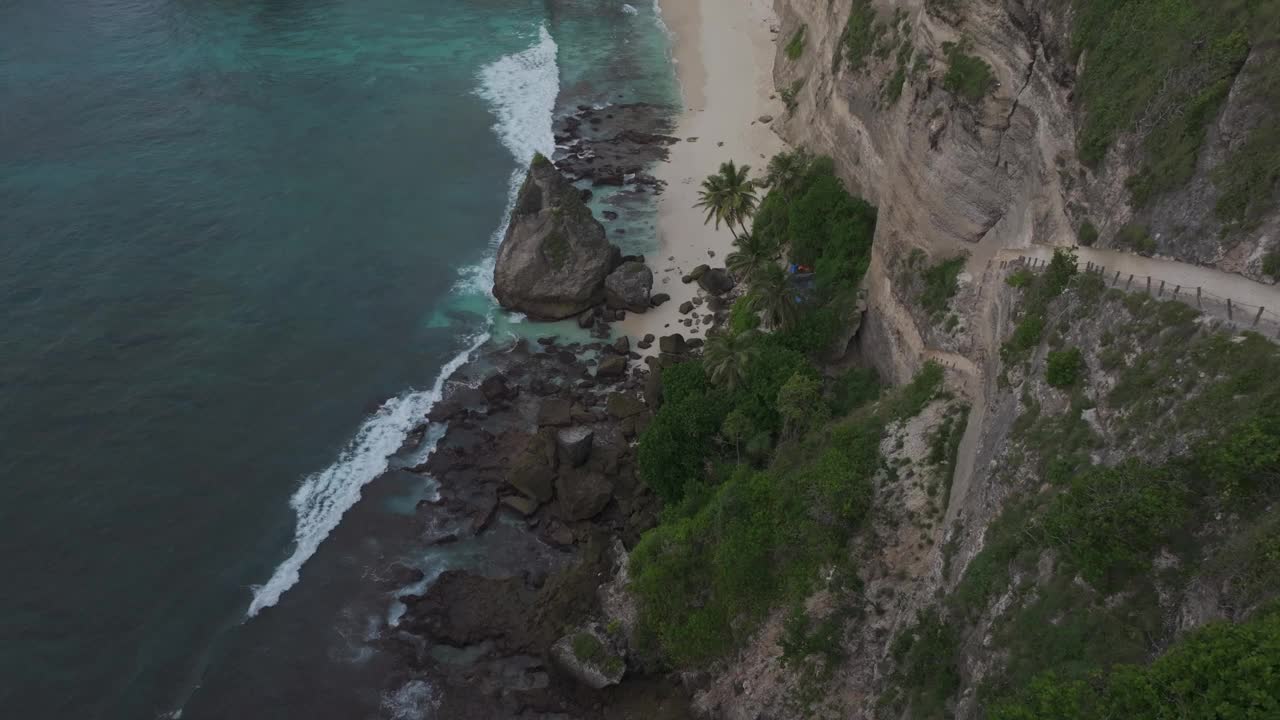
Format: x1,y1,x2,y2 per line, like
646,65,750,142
620,0,787,349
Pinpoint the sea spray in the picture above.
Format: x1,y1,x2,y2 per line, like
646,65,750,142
246,24,561,619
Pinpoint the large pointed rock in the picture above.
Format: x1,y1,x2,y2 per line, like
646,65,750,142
492,154,621,320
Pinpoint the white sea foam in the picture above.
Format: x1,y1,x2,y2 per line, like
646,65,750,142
246,328,489,617
381,679,440,720
652,0,673,38
622,4,639,15
246,25,561,619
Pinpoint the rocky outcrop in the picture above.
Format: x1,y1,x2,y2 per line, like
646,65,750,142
492,154,621,320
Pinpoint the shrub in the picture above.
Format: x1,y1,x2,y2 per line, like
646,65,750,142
1006,268,1034,288
1078,220,1098,247
1045,347,1084,388
637,362,730,503
729,296,761,334
1040,462,1190,585
1264,250,1280,279
942,40,994,103
841,0,881,72
572,632,604,663
919,255,967,316
778,372,828,438
1115,223,1155,254
831,367,881,415
785,25,806,60
990,604,1280,720
889,609,961,719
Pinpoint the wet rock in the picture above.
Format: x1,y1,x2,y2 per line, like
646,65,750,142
479,373,516,403
643,371,664,408
538,398,573,427
686,338,705,349
577,310,595,329
556,426,594,468
556,467,613,522
602,210,619,221
509,429,558,502
606,393,647,420
500,494,539,517
612,335,630,354
596,355,628,379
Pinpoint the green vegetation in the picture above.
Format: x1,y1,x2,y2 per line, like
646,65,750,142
918,255,967,318
703,330,761,391
840,0,882,73
1216,118,1280,226
1078,220,1098,247
694,160,758,240
1045,347,1084,387
885,41,914,103
1115,221,1156,254
831,366,881,416
1000,249,1079,365
1263,250,1280,278
785,25,806,61
572,632,604,664
886,610,961,719
1070,0,1278,208
779,79,803,114
941,39,994,103
990,603,1280,720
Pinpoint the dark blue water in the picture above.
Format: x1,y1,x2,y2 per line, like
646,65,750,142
0,0,676,717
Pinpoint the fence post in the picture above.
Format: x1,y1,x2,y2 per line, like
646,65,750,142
1113,270,1121,286
1197,287,1202,308
1228,299,1234,321
1173,285,1180,298
1125,274,1134,291
1087,261,1093,272
1146,277,1152,294
1158,280,1165,297
1255,306,1265,327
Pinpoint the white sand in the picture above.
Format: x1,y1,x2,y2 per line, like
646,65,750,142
619,0,786,351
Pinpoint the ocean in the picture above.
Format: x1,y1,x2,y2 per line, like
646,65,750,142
0,0,678,717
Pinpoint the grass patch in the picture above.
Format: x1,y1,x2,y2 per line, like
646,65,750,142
840,0,883,73
1045,347,1084,388
785,25,806,61
1078,220,1098,247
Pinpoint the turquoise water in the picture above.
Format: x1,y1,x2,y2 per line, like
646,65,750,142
0,0,677,717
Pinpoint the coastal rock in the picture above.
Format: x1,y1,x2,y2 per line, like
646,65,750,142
479,373,516,403
606,393,647,420
508,429,558,502
696,267,735,296
679,301,694,315
596,355,628,379
650,292,670,307
537,398,573,427
556,426,594,468
604,261,653,313
658,333,687,354
492,154,620,320
612,335,630,354
577,310,595,329
500,494,539,517
551,624,625,689
556,467,613,522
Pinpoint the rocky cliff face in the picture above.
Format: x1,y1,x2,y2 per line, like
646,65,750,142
493,155,621,320
771,0,1278,381
681,2,1280,718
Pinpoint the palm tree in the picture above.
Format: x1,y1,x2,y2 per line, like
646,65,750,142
694,160,758,240
702,329,760,391
763,147,813,195
746,264,800,330
726,231,780,283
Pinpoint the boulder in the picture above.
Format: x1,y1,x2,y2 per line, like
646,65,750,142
678,301,694,315
596,355,628,379
577,310,595,329
606,393,647,420
658,333,687,354
508,429,558,502
556,467,614,522
650,293,670,307
612,335,631,354
604,261,653,312
479,373,515,403
551,624,625,689
500,494,540,517
643,370,664,408
689,264,710,281
538,398,574,426
557,426,594,468
492,155,621,319
697,267,735,296
687,338,705,349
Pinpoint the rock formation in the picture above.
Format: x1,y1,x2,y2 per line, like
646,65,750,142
492,154,621,320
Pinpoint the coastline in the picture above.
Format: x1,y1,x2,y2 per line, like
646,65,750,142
620,0,787,347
